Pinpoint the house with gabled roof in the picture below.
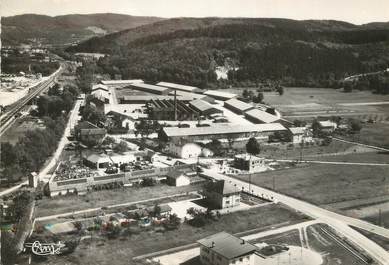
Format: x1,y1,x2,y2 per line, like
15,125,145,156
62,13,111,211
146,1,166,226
204,180,240,209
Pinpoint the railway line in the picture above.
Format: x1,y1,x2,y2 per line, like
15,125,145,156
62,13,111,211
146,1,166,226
0,65,63,134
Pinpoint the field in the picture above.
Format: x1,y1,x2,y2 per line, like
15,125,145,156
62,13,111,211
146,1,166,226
224,87,389,121
234,163,389,207
28,204,309,265
36,183,202,217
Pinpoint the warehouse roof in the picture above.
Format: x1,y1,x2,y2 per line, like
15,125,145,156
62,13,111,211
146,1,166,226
198,231,257,259
157,82,201,93
100,80,144,85
245,109,279,123
130,83,170,93
189,99,215,112
163,123,286,137
224,98,254,112
203,90,237,100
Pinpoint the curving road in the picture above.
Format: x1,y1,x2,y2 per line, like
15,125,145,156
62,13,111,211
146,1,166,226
201,169,389,265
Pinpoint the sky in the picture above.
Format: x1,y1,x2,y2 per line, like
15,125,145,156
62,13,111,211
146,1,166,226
1,0,389,25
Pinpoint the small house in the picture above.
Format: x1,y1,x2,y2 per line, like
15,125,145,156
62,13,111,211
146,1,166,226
166,171,191,187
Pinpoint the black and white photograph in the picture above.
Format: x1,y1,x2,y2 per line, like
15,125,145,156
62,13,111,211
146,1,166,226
1,0,389,264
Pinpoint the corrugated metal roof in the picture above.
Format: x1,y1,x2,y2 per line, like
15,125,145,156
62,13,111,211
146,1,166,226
224,98,254,112
157,82,200,92
163,123,286,137
203,90,237,100
198,231,257,259
245,109,279,123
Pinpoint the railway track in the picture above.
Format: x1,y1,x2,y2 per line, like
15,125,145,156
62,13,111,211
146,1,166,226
0,66,63,134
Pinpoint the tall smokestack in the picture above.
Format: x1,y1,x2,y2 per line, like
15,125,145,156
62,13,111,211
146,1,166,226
174,89,177,121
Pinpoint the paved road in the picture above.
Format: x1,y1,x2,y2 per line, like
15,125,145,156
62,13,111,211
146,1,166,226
270,159,389,166
202,169,389,265
39,98,82,182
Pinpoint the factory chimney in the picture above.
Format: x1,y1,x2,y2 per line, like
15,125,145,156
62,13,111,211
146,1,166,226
174,89,178,121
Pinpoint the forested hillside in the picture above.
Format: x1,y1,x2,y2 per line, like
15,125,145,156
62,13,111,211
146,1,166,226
2,13,163,46
68,17,389,90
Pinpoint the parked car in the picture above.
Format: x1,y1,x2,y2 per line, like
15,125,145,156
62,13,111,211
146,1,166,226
105,167,118,174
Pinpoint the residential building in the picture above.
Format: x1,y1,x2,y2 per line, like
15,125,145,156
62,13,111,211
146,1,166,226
319,120,338,133
234,154,266,173
74,121,106,146
204,180,240,209
168,142,203,159
287,127,313,144
198,231,257,265
166,171,191,186
224,98,254,114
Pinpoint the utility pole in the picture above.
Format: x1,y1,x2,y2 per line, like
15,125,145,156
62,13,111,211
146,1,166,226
174,90,177,121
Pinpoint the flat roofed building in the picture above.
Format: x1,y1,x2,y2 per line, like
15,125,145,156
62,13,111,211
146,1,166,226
319,120,338,132
168,90,215,103
244,108,279,124
234,154,266,173
198,231,257,265
129,83,171,95
156,81,202,93
203,90,237,101
224,98,254,114
189,99,223,116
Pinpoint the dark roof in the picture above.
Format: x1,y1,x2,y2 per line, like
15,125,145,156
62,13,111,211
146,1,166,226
76,121,98,130
198,232,257,259
79,128,106,136
167,170,187,180
207,180,239,195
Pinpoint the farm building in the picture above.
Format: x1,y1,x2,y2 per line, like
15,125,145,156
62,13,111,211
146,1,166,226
129,83,170,95
166,171,191,186
244,108,279,124
204,180,240,209
156,82,202,93
198,232,257,265
224,98,254,114
203,90,238,101
189,99,223,116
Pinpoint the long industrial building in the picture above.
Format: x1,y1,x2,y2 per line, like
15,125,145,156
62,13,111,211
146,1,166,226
128,83,171,95
244,108,280,124
100,79,144,88
188,99,223,116
224,98,254,114
156,82,202,93
203,90,238,101
162,123,287,143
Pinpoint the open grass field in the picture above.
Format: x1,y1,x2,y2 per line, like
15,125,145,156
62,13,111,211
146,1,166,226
336,122,389,149
29,204,309,265
234,163,389,207
36,183,202,217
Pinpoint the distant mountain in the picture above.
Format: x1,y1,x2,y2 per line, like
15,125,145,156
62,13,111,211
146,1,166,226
1,13,164,46
66,17,389,89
